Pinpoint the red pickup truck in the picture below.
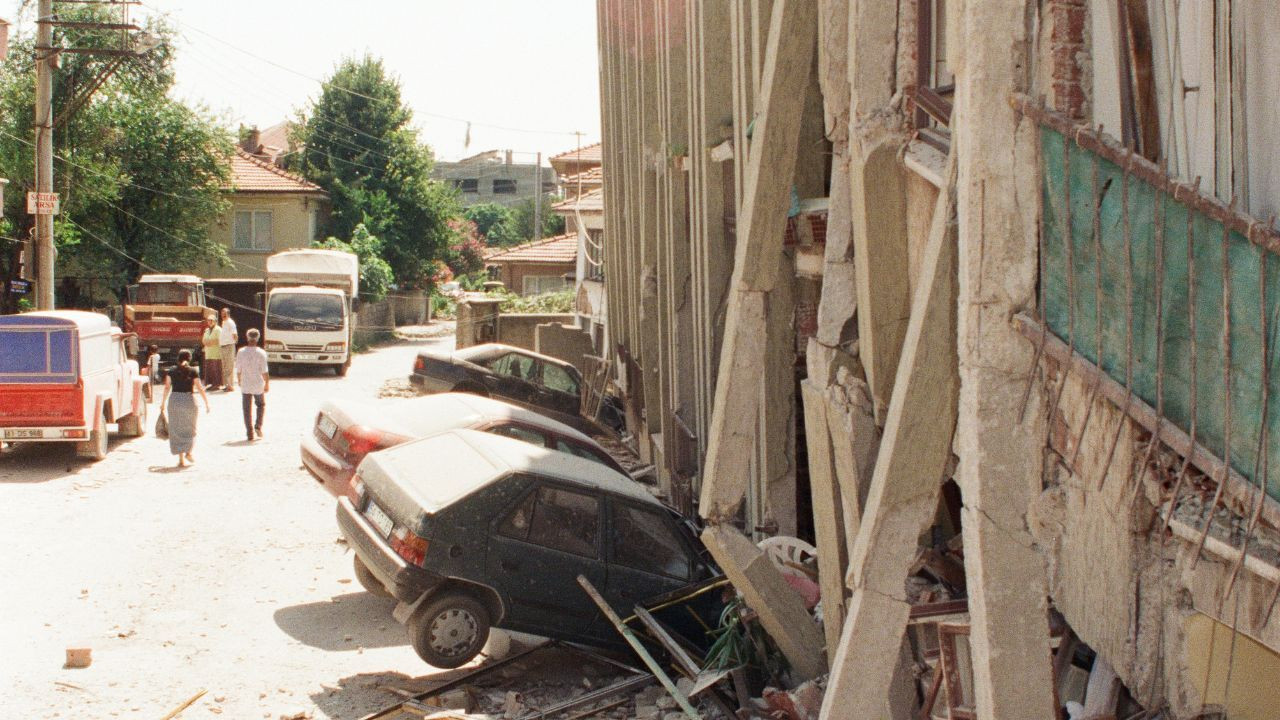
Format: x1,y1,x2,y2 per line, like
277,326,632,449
0,311,148,460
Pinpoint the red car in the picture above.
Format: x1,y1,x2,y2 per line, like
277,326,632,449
301,392,628,498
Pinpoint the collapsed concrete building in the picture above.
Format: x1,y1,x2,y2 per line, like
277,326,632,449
591,0,1280,717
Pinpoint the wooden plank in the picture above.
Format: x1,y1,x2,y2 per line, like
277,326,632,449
820,170,959,719
698,0,817,520
700,524,827,681
800,379,848,661
851,138,911,421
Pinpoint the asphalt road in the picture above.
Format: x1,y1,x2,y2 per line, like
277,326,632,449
0,332,468,719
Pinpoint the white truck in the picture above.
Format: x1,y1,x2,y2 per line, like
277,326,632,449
262,249,359,376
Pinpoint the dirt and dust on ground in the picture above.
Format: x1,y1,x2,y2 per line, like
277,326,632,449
0,327,682,720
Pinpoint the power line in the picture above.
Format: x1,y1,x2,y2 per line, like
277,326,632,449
138,2,586,138
172,31,568,164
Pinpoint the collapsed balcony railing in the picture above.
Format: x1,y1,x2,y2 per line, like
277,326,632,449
1010,96,1280,592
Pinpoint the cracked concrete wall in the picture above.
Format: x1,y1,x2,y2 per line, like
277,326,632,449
1033,364,1280,717
951,0,1060,716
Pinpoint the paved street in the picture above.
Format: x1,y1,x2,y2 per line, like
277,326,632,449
0,333,460,719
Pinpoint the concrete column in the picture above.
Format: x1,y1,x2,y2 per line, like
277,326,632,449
951,0,1058,718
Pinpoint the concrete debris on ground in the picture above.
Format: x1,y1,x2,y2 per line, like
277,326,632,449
63,647,92,669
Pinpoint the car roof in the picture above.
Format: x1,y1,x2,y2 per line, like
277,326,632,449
0,310,115,334
451,343,577,370
325,392,598,445
360,428,656,514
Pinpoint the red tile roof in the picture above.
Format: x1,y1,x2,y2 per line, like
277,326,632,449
560,166,603,186
227,148,326,194
552,188,603,215
485,233,577,265
549,142,602,164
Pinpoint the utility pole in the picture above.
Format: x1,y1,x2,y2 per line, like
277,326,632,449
34,0,55,310
28,1,154,310
533,151,542,241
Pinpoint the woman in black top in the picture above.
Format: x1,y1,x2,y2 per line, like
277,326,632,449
160,349,211,467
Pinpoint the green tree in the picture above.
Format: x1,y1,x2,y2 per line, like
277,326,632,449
293,55,458,290
462,202,520,247
0,11,231,309
314,223,393,303
511,194,566,241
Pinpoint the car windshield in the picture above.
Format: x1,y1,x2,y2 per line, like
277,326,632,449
131,282,198,306
267,293,345,331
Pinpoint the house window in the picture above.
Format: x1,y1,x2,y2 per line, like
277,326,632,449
522,274,570,295
493,178,518,194
455,178,479,193
585,229,604,281
233,210,273,251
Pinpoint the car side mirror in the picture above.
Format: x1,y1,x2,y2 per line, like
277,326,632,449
125,335,139,356
254,292,265,310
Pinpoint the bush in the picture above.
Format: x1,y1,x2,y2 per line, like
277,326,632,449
495,288,574,314
431,293,457,320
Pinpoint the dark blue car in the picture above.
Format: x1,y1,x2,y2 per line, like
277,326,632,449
337,428,717,668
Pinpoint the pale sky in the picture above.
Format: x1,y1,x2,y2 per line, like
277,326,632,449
7,0,602,162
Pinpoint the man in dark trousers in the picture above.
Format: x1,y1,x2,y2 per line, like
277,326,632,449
234,328,270,441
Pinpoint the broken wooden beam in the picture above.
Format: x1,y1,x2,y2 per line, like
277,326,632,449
699,0,819,522
851,137,911,422
700,524,827,681
800,379,850,662
820,166,959,719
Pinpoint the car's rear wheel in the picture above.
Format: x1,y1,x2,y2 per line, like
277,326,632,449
76,426,108,461
408,592,491,669
352,555,390,597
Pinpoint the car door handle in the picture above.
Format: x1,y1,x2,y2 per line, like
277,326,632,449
500,559,522,572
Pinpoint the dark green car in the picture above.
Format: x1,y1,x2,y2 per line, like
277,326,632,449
337,428,717,668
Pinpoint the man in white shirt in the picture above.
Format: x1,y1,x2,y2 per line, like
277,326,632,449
234,328,270,442
219,308,238,391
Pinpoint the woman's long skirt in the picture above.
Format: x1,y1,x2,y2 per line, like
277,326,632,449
167,391,197,455
201,357,223,388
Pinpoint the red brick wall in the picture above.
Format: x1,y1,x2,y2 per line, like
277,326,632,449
496,261,576,295
1049,0,1089,120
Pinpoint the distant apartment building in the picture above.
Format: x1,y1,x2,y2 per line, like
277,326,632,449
432,150,558,208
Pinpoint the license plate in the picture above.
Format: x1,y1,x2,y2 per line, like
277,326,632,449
364,501,394,538
3,429,43,439
317,414,338,439
293,354,316,360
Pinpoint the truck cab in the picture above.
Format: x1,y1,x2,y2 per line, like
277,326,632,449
262,250,359,375
123,274,214,366
0,311,148,460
